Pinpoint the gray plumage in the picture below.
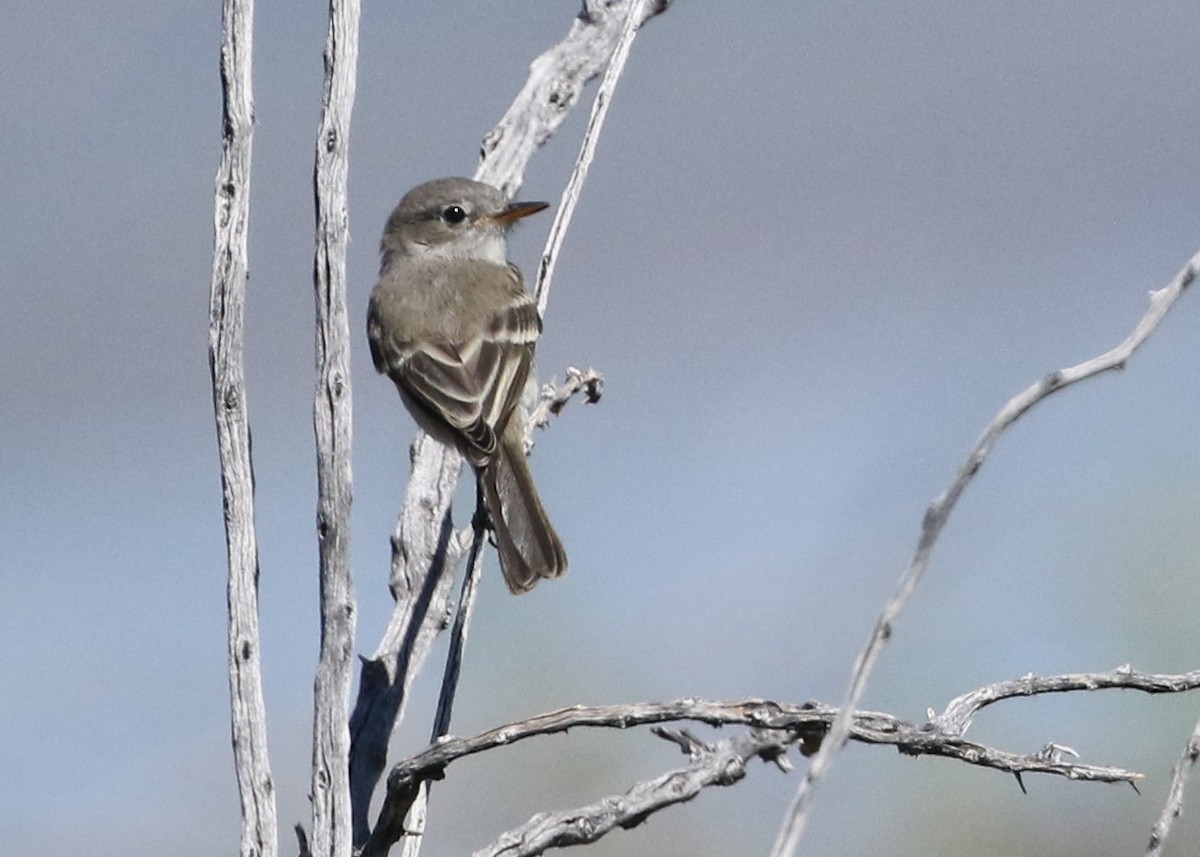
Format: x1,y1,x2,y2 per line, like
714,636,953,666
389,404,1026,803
368,178,567,593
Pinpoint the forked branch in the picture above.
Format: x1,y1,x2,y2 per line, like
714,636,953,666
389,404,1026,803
772,250,1199,857
358,666,1200,855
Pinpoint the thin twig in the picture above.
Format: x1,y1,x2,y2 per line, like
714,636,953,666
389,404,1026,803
534,0,648,317
394,502,490,856
309,0,361,855
477,0,673,198
1146,717,1200,857
386,696,1141,784
433,496,490,739
210,0,278,855
771,250,1199,857
527,367,604,443
934,666,1200,735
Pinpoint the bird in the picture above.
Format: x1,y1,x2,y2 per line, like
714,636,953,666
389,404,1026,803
367,177,568,593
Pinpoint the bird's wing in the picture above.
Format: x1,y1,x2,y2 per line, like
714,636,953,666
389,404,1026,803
390,295,540,464
478,292,541,429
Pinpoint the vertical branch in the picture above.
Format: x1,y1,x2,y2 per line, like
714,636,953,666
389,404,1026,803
310,0,361,855
209,0,278,856
431,516,489,741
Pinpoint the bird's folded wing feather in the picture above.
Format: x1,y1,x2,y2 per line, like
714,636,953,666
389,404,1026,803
384,296,540,463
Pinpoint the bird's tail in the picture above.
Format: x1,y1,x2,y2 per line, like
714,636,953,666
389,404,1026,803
479,427,568,594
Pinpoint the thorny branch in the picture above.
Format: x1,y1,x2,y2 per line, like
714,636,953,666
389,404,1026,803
357,666,1200,855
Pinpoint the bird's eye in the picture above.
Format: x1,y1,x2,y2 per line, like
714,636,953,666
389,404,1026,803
442,205,467,224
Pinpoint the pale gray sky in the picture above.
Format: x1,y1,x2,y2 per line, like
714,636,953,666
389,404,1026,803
3,3,1200,855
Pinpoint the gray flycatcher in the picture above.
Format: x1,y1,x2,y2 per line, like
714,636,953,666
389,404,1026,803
367,177,568,594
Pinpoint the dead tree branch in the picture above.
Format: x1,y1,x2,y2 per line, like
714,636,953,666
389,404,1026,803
356,666,1200,855
771,249,1199,857
472,728,791,857
210,0,279,855
309,0,361,855
527,367,604,444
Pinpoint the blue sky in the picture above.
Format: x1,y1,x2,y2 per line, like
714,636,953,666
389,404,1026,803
3,3,1200,855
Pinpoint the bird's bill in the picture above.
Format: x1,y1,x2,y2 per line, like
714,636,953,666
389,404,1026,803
481,200,549,225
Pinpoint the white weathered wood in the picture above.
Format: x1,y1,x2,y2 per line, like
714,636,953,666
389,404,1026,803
476,0,671,196
210,0,278,855
309,0,361,856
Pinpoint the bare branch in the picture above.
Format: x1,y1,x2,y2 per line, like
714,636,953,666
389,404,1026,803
534,0,649,316
476,0,673,197
771,250,1200,857
362,664,1200,848
526,366,604,447
210,0,279,855
1146,717,1200,857
309,0,361,854
461,661,1200,857
460,725,1136,857
380,697,1146,792
471,729,790,857
385,699,824,794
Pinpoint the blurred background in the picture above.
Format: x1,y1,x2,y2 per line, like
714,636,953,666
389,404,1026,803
3,2,1200,854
